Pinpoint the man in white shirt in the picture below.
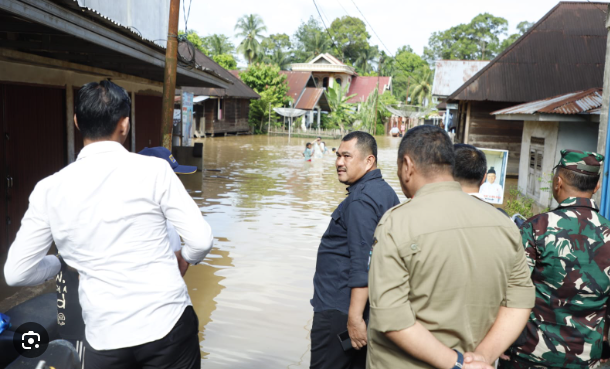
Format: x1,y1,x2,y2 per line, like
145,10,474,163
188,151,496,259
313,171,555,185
480,167,503,203
4,80,213,369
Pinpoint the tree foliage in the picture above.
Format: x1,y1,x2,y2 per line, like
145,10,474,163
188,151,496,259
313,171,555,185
500,20,534,50
261,33,294,70
328,16,371,64
409,67,434,106
423,13,508,61
203,34,235,57
355,45,379,75
325,83,356,133
391,46,428,102
235,14,267,65
213,54,237,70
293,17,332,62
178,30,208,54
239,63,291,132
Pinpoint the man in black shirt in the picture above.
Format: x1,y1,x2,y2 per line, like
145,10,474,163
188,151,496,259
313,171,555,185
310,131,400,369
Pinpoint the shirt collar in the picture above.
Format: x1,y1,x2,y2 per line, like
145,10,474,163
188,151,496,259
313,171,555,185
415,181,462,198
77,141,128,161
557,197,598,212
347,169,382,193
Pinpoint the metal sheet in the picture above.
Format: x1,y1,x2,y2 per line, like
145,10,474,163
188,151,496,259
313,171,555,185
447,2,607,103
346,76,391,104
432,60,489,98
279,71,317,104
294,88,330,111
491,88,603,116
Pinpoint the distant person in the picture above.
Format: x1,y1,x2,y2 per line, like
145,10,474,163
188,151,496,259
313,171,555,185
303,142,312,162
480,167,503,203
390,126,400,137
310,131,399,369
501,150,610,368
312,137,324,159
332,148,337,154
367,125,534,369
4,80,213,369
322,141,328,154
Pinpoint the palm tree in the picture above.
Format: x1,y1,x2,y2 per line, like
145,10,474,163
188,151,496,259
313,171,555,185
206,34,234,57
303,32,332,61
235,14,267,65
378,51,395,76
325,84,356,135
409,67,434,106
355,46,379,75
264,49,293,70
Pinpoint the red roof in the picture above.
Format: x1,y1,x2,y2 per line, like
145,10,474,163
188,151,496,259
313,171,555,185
346,76,392,103
294,88,330,111
279,71,317,103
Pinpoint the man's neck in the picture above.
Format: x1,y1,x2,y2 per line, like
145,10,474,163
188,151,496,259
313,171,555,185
83,136,122,147
459,183,480,194
555,191,593,204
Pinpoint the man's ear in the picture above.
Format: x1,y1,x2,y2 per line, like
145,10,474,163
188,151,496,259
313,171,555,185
593,176,602,195
118,116,130,135
404,155,415,181
74,114,80,131
366,154,376,171
481,173,487,186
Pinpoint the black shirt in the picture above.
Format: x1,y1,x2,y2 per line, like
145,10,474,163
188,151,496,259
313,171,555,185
311,169,400,315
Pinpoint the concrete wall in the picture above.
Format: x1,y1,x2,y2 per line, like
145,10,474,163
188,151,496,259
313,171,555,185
518,121,559,208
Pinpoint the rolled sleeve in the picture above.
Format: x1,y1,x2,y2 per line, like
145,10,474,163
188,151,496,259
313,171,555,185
344,199,379,288
503,228,535,308
369,221,416,332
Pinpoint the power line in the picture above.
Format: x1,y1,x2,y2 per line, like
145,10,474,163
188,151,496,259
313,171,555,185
182,0,193,33
312,0,338,51
349,0,393,57
335,0,351,17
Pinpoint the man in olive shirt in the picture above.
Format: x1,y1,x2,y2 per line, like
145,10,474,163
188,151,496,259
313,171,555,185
367,125,535,369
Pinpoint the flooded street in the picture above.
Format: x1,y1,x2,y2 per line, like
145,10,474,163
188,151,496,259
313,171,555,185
179,135,406,368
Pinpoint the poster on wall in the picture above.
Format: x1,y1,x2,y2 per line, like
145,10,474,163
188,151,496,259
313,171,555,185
181,91,194,147
478,148,509,204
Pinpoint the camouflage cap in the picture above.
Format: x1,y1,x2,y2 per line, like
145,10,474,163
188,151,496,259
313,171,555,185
557,149,604,175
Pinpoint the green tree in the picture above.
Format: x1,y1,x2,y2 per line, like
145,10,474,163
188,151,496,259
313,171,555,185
293,17,332,62
500,20,534,51
325,83,356,134
378,51,395,77
423,13,508,61
235,14,267,65
239,63,291,133
328,16,371,64
202,34,235,57
264,49,293,70
213,54,237,70
261,33,294,69
392,46,427,102
178,30,208,54
355,45,379,75
409,67,434,106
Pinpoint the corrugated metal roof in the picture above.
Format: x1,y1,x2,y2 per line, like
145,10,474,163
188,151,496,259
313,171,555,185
432,60,489,97
279,71,317,103
178,44,259,99
447,2,608,103
347,76,392,103
491,88,603,115
294,88,330,111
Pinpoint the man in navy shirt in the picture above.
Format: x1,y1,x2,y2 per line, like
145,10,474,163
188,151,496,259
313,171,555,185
310,131,400,369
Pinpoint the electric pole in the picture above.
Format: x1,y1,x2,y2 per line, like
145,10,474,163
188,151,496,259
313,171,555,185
161,0,180,150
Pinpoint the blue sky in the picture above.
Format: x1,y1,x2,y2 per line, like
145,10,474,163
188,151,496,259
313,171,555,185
178,0,600,64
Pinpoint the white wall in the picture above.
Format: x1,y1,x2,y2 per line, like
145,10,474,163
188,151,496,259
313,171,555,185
76,0,171,48
518,121,559,208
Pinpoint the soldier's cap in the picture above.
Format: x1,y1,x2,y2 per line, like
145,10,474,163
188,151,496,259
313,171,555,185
555,149,604,176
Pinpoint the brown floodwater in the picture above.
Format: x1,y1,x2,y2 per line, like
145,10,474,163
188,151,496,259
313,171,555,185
179,135,406,368
177,135,517,368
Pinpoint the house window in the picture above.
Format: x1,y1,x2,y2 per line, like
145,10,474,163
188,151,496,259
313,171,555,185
527,137,545,198
315,78,319,86
323,77,329,89
335,78,342,86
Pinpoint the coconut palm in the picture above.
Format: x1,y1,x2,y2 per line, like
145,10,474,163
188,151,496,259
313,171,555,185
378,51,395,76
303,32,332,61
409,67,434,106
235,14,267,65
355,46,379,75
264,49,293,70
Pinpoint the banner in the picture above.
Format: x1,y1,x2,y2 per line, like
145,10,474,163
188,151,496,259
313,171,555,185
181,92,194,147
479,148,509,205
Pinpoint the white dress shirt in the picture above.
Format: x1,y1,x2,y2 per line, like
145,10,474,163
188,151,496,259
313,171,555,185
4,141,213,350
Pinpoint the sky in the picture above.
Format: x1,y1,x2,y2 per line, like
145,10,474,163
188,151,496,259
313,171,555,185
177,0,598,65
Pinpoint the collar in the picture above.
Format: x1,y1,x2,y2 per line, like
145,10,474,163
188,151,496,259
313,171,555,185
469,192,485,200
415,181,462,198
77,141,128,161
347,169,382,193
556,197,598,212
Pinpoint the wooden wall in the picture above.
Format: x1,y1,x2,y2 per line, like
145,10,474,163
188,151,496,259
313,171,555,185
463,101,524,176
203,98,251,135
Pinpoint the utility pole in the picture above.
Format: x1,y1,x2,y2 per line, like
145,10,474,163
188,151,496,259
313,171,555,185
161,0,180,150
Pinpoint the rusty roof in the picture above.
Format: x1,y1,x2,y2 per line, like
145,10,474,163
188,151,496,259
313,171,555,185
447,2,608,103
294,88,330,111
347,76,392,103
278,71,317,103
178,44,259,99
491,88,603,115
432,60,489,97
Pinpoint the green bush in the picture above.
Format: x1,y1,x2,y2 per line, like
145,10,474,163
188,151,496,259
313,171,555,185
504,187,536,219
375,123,385,136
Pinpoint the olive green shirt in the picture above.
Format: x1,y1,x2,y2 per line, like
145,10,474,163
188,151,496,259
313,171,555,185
367,181,535,369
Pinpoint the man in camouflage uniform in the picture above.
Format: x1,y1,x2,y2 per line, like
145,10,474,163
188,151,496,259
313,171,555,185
504,149,610,369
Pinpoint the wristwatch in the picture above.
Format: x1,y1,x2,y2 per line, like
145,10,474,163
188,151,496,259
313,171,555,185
451,350,464,369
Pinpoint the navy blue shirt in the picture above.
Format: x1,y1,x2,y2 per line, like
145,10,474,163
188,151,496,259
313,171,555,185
311,169,400,315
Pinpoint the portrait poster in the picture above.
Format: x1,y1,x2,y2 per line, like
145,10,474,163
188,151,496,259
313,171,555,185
479,148,509,204
181,91,194,147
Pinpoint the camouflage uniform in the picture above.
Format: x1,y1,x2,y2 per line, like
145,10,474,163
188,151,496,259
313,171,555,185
507,150,610,369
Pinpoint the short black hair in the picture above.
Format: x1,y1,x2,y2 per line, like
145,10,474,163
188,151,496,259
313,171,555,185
557,167,599,192
341,131,377,163
453,144,487,186
75,80,131,139
398,125,454,175
306,142,311,147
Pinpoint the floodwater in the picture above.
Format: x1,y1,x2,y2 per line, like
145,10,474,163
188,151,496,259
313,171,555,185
180,135,406,368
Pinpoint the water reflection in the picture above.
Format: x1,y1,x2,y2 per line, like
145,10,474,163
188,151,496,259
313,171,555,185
179,135,406,368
